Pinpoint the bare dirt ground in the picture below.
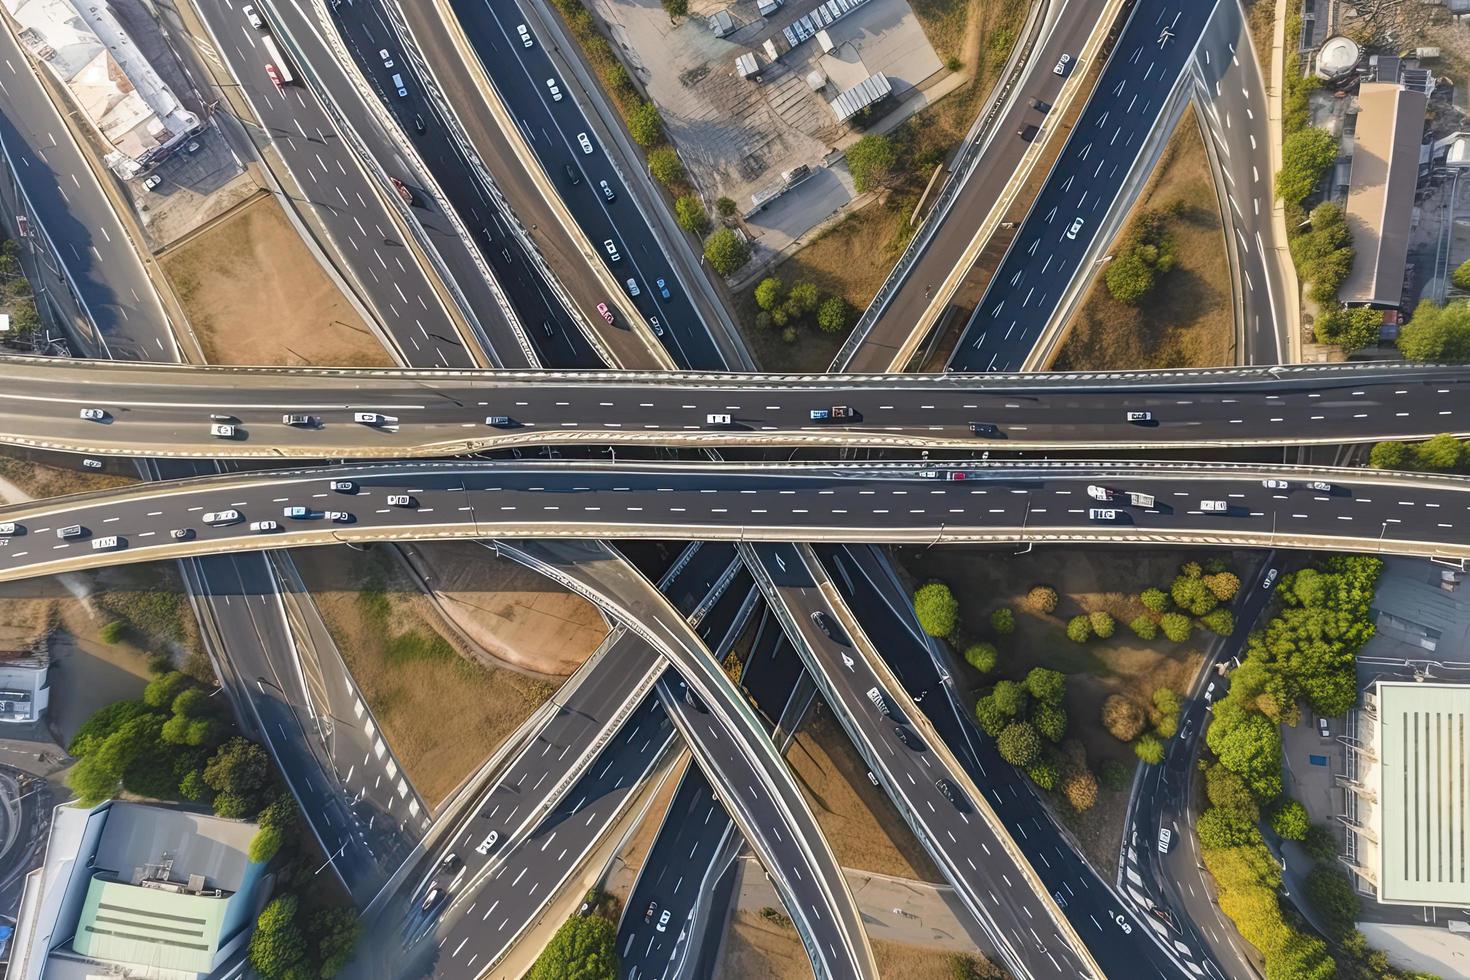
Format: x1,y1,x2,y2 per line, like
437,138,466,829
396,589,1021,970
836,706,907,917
291,545,559,808
717,909,985,979
1054,107,1234,370
397,541,606,676
895,544,1251,873
158,193,390,366
0,452,136,499
786,697,942,882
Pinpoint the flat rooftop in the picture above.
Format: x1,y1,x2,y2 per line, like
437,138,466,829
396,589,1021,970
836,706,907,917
1340,82,1427,307
1375,681,1470,905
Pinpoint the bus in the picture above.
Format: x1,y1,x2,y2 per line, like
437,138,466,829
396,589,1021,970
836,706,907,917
260,34,294,86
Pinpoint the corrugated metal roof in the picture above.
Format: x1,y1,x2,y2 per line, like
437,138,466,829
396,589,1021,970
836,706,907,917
1377,682,1470,905
1341,83,1427,308
829,72,891,123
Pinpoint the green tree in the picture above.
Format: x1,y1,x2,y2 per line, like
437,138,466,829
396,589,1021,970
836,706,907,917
963,642,997,674
1271,799,1310,840
703,228,750,276
171,687,213,719
529,911,619,980
1023,585,1058,613
1104,252,1156,303
627,101,662,146
1205,763,1259,821
143,671,191,710
1171,574,1218,616
248,826,284,864
1369,440,1410,469
1032,701,1067,743
715,196,738,217
1314,306,1382,353
846,134,897,193
1024,667,1065,705
1198,806,1259,849
754,277,784,311
991,680,1028,718
99,620,125,644
1026,758,1059,790
996,722,1041,767
1206,710,1283,799
1453,258,1470,292
784,281,820,320
311,906,363,978
816,296,852,333
1415,432,1468,472
1201,608,1236,636
1134,734,1164,764
1399,299,1470,362
204,737,273,819
1159,612,1192,642
1303,823,1338,863
1065,614,1092,643
1101,694,1147,741
648,146,685,187
1275,127,1338,205
674,194,709,234
990,607,1016,635
1304,866,1360,938
1089,610,1115,639
1129,615,1159,640
913,581,959,638
973,694,1008,736
69,699,152,757
1139,588,1170,613
250,896,308,979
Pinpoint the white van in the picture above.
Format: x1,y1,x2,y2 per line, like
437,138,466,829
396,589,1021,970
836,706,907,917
56,525,83,539
1199,500,1227,513
1088,508,1117,521
203,510,241,525
391,73,408,97
706,413,731,426
91,536,119,550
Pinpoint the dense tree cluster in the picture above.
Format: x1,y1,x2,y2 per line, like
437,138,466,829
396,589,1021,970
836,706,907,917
1370,434,1470,474
1103,209,1178,304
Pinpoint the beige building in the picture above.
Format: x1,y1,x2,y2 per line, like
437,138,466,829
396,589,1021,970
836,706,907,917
1340,82,1427,308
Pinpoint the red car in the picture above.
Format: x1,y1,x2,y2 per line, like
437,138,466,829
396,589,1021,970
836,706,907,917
265,64,284,91
596,302,615,325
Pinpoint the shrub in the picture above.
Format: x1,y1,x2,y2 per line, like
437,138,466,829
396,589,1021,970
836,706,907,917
1026,758,1059,790
1104,252,1156,303
248,825,284,864
1399,299,1470,362
1088,610,1115,638
1159,612,1192,642
1025,667,1065,705
1275,127,1338,206
1032,702,1067,743
997,722,1041,767
990,607,1016,635
847,134,897,193
1369,440,1410,469
1134,734,1164,764
1198,806,1260,849
674,194,710,234
1454,258,1470,292
703,228,750,276
780,326,797,343
1102,694,1147,741
1100,759,1131,791
99,620,126,644
1129,615,1158,640
913,581,959,638
973,694,1008,736
1062,768,1098,812
1171,574,1218,616
754,277,783,311
627,101,662,146
1271,800,1310,840
964,642,997,674
1205,763,1259,822
1303,823,1338,863
1023,585,1058,613
1203,572,1241,601
1201,608,1235,636
716,196,738,217
648,146,685,186
659,0,688,18
816,296,852,333
1314,306,1381,353
991,680,1028,717
1304,866,1360,938
1139,588,1169,613
528,913,618,980
1065,614,1092,643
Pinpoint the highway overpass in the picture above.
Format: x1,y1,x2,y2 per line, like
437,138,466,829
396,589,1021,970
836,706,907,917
2,357,1466,457
0,460,1467,583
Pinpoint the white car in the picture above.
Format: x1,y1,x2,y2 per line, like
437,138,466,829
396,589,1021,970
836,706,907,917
1053,52,1072,75
1086,485,1111,501
249,520,279,533
1199,500,1228,513
91,536,120,551
282,413,315,427
517,23,533,47
143,174,163,191
656,908,672,933
1263,567,1279,590
706,413,732,426
1262,479,1289,490
1088,508,1117,521
210,423,236,438
546,78,563,101
1307,481,1333,492
242,3,263,28
626,278,641,297
203,510,241,525
56,525,83,539
387,495,414,507
475,830,499,855
354,412,386,425
1125,410,1153,422
82,458,102,469
0,523,16,535
379,48,394,68
603,239,621,261
323,511,350,522
485,416,512,427
1157,827,1172,853
170,528,193,540
577,132,594,154
1066,217,1084,240
80,407,107,421
283,506,309,519
330,480,356,493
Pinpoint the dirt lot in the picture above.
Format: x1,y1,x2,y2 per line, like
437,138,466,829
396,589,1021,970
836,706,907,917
0,452,136,500
291,545,559,808
717,910,986,979
1054,107,1234,370
397,541,606,677
895,544,1249,872
159,194,390,366
786,697,942,882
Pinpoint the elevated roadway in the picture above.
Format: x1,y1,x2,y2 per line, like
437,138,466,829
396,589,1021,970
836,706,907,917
3,357,1466,457
0,460,1467,582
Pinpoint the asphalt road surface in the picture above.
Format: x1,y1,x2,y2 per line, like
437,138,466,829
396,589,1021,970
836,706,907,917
948,0,1221,371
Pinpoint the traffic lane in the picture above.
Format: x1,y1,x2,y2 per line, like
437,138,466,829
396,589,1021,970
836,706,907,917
1,462,1467,580
261,0,541,370
858,0,1104,369
449,0,722,370
0,28,172,358
821,543,1184,978
321,0,604,370
17,367,1470,455
950,0,1221,372
756,542,1088,978
193,0,473,369
424,696,673,979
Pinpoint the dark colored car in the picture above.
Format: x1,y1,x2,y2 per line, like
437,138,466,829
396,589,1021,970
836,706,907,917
1017,124,1040,142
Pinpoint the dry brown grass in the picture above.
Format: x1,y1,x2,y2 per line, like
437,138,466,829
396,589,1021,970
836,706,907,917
1245,0,1277,81
718,909,996,980
0,451,136,500
160,194,391,367
1054,107,1234,371
292,545,557,808
786,697,942,882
